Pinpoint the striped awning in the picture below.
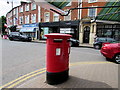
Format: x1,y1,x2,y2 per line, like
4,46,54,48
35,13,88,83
46,0,70,9
96,0,120,22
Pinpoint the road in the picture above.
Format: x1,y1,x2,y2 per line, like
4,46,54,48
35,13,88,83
1,39,107,85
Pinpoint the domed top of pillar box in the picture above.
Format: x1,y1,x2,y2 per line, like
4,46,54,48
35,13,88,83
45,33,72,39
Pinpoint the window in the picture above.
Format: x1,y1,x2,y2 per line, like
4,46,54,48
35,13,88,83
25,4,29,11
31,3,36,10
89,0,97,3
31,14,36,23
19,16,23,24
88,8,97,18
19,6,23,12
53,13,59,22
25,15,29,24
44,12,50,22
64,9,71,21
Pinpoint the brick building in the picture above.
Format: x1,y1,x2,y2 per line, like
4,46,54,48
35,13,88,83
6,0,120,44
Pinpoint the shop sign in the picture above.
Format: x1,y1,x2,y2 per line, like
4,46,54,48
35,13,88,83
60,28,74,34
23,23,38,27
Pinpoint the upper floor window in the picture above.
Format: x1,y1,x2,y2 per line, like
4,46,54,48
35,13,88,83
25,15,29,24
25,4,29,11
31,14,36,23
88,0,97,3
88,8,97,18
44,12,50,22
19,6,23,13
64,9,71,21
19,16,23,24
31,3,36,10
53,13,59,22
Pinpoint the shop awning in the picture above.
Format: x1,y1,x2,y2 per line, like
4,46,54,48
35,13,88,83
96,0,120,22
30,0,71,15
40,20,80,27
20,27,36,32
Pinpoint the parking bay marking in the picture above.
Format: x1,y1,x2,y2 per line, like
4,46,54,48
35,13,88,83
1,61,112,88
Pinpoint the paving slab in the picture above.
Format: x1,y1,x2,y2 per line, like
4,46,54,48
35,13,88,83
17,63,118,89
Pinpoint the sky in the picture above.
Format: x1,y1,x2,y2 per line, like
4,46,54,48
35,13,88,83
0,0,28,17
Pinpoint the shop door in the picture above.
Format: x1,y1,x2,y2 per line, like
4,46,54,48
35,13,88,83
83,26,90,43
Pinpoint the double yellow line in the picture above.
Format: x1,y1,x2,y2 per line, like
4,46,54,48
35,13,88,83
0,61,111,88
0,68,46,88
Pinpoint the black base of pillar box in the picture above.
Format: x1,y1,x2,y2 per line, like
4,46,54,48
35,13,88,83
46,69,69,85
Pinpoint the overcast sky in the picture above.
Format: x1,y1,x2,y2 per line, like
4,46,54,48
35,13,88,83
0,0,28,17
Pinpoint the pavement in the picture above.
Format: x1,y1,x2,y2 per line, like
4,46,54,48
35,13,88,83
1,38,93,48
2,61,118,89
32,39,94,48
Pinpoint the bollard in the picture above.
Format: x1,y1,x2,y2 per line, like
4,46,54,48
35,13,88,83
45,33,72,85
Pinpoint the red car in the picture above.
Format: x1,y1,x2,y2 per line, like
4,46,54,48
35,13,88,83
101,43,120,64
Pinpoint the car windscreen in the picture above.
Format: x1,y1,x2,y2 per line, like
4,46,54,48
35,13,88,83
10,32,19,35
98,38,107,42
106,38,116,42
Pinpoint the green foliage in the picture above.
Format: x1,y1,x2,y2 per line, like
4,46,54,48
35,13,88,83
0,16,6,34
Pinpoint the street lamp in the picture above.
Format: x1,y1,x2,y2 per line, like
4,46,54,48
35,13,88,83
7,1,14,26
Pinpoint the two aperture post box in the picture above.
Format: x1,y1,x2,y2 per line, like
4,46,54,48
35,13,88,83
45,33,72,85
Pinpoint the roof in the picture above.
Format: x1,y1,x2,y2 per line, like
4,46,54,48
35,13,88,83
96,0,120,22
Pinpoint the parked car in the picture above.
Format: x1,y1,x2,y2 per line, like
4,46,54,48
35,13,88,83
69,38,79,47
8,32,32,42
101,42,120,64
93,37,116,49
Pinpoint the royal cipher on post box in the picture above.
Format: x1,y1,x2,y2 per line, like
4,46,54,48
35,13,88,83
45,33,72,85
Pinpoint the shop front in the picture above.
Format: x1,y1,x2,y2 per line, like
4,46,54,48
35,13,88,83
20,23,39,40
40,20,80,40
96,24,120,41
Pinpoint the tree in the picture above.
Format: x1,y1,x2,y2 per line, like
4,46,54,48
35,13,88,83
0,16,6,35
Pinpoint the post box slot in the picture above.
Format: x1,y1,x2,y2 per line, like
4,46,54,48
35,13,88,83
53,39,63,43
67,39,70,42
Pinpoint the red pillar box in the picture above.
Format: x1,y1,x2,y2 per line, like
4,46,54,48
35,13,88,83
45,33,72,85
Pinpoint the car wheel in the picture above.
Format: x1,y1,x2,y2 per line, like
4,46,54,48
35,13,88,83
114,54,120,64
94,45,100,49
70,42,73,47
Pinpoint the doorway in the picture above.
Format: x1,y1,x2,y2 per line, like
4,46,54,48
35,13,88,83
83,26,90,43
